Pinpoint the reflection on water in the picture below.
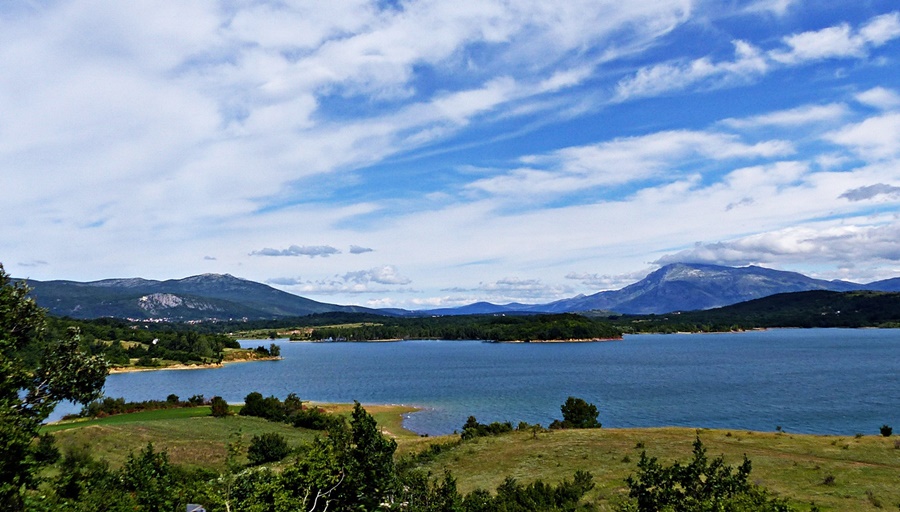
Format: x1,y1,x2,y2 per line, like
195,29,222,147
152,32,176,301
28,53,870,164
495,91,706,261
54,329,900,436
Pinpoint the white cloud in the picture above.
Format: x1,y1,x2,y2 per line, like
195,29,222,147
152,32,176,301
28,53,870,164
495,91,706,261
615,40,768,101
617,12,900,101
565,269,652,291
468,129,793,198
741,0,798,16
721,103,848,128
251,245,342,257
268,265,412,294
855,87,900,110
825,113,900,160
344,266,411,285
442,277,574,301
655,221,900,269
769,12,900,64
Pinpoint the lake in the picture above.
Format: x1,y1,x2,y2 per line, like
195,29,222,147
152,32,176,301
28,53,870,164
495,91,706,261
59,329,900,436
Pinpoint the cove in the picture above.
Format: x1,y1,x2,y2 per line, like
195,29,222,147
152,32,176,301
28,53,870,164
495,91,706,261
69,328,900,436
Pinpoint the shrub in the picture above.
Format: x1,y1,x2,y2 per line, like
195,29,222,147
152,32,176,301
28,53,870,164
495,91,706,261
460,416,513,440
622,437,793,511
550,396,602,429
880,424,892,437
210,396,230,418
247,433,291,465
33,433,61,465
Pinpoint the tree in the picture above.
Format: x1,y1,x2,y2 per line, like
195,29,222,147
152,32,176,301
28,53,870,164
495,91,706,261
210,395,230,418
553,396,601,429
621,437,794,511
0,264,108,510
247,432,291,465
120,443,176,512
880,424,892,437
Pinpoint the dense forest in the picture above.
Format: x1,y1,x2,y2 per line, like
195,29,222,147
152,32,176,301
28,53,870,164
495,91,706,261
307,313,622,342
44,316,240,366
605,290,900,333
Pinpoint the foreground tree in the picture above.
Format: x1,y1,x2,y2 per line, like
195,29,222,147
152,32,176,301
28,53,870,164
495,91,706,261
0,264,108,510
551,396,602,429
620,437,794,511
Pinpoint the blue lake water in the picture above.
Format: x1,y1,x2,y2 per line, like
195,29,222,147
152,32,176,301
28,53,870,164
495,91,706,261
56,329,900,436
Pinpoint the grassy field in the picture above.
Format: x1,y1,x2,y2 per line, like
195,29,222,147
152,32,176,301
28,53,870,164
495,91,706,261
46,408,899,511
46,403,421,470
414,427,900,511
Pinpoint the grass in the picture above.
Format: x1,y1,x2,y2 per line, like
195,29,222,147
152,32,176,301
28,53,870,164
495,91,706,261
48,406,317,470
410,427,900,511
46,403,421,471
45,408,900,511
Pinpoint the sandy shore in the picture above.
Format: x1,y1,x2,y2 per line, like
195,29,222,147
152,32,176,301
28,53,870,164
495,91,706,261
108,356,281,374
499,337,622,343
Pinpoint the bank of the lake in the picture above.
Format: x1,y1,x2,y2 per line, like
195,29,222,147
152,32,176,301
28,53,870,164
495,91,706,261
65,328,899,437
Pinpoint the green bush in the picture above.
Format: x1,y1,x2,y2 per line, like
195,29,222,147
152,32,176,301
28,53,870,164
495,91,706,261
550,396,602,429
621,437,794,511
247,433,291,465
210,396,230,418
880,424,892,437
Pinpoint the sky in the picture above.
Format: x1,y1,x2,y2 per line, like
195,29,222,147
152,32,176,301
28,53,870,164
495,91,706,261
3,0,900,310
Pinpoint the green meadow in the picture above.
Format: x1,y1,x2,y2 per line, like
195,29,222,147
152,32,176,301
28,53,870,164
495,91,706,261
46,406,900,511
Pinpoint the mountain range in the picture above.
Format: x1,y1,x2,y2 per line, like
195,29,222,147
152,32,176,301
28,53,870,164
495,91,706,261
22,273,377,321
21,263,900,321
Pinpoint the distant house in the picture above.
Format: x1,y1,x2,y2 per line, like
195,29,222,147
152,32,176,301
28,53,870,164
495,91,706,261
187,505,206,512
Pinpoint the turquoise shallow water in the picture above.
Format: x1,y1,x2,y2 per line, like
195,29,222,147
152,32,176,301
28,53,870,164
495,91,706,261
55,329,900,435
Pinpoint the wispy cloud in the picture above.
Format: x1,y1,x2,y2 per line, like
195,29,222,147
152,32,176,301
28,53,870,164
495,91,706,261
268,265,412,294
769,12,900,64
655,221,900,269
251,245,341,258
720,103,848,129
349,245,374,254
615,40,768,101
855,87,900,110
616,12,900,102
467,129,793,200
839,183,900,201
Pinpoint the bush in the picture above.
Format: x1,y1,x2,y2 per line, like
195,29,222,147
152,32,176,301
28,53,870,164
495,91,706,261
880,424,892,437
550,396,601,429
247,432,291,465
210,396,230,418
622,437,793,511
460,416,513,440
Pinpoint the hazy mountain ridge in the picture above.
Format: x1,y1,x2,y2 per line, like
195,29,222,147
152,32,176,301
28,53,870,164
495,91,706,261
21,263,900,321
420,263,897,315
24,274,377,321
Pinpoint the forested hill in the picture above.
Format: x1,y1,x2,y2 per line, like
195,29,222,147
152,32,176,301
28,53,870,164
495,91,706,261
607,290,900,333
308,313,622,342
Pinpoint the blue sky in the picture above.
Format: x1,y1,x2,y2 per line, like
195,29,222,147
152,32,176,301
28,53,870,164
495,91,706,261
3,0,900,309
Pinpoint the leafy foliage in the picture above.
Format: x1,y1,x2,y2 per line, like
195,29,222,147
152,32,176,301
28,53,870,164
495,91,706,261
607,290,900,333
0,264,108,510
44,315,239,366
551,396,602,429
461,415,514,440
620,437,794,511
310,313,622,342
210,396,230,418
247,432,291,465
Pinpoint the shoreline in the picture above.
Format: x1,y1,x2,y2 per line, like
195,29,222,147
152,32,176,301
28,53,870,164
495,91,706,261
108,356,282,374
498,337,622,343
